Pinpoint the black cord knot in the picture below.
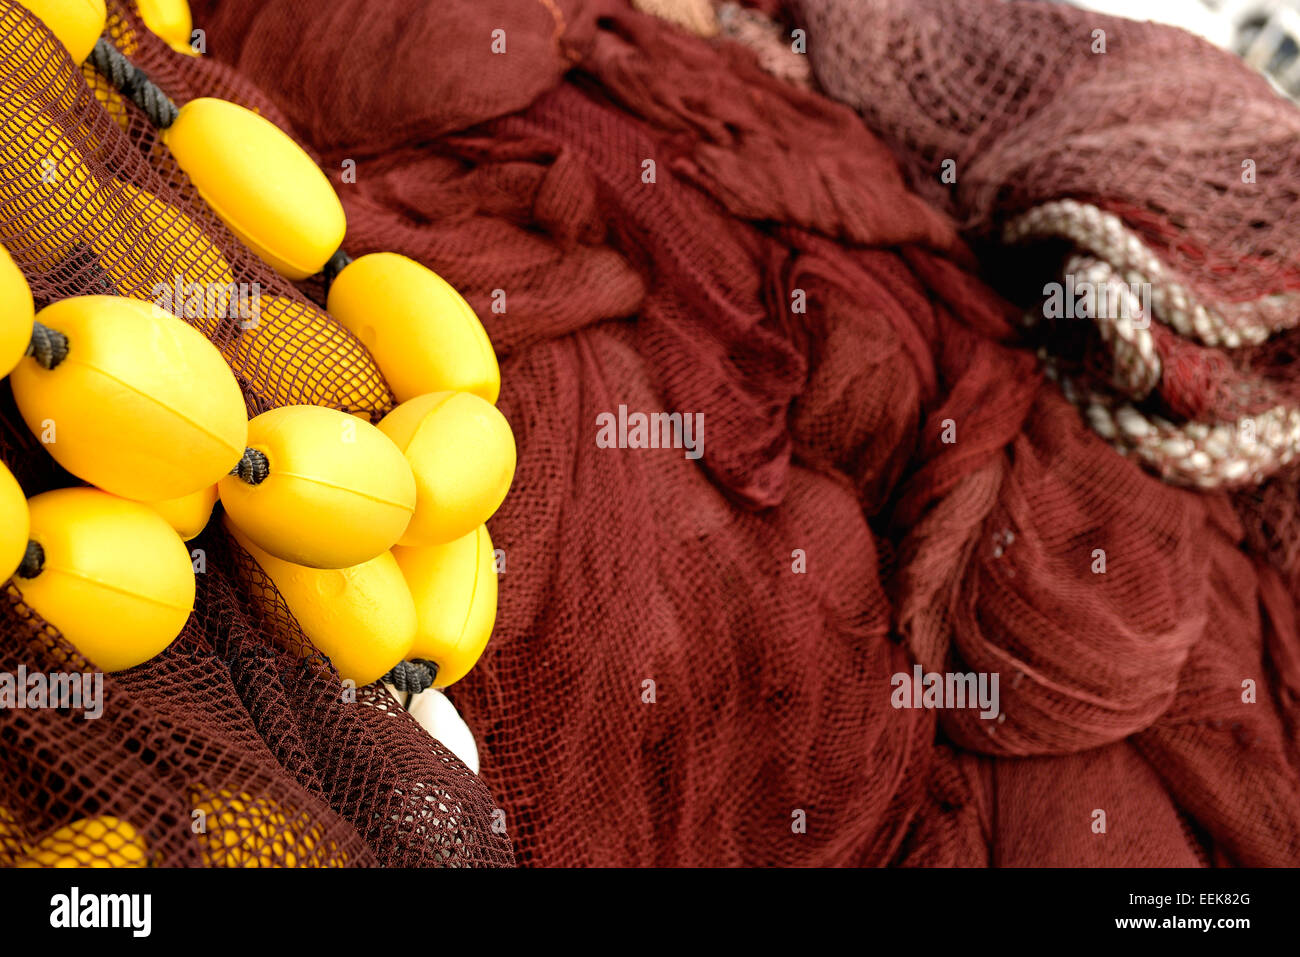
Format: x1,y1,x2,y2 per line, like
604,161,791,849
384,659,440,694
26,321,68,370
323,249,353,293
17,541,44,579
230,448,270,485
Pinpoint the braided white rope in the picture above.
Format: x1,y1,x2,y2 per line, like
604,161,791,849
1042,361,1300,488
1005,199,1300,348
1009,200,1300,488
1064,254,1161,399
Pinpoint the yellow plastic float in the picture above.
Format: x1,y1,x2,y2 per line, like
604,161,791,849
91,83,130,132
226,519,416,686
0,805,25,865
9,296,248,501
15,487,196,672
82,61,132,134
218,295,319,391
12,0,106,66
0,0,522,860
327,253,501,403
378,391,516,546
0,109,103,266
17,815,149,868
137,0,196,56
90,182,236,332
393,524,497,688
219,295,393,411
0,462,28,583
218,405,416,569
144,483,217,540
0,244,33,378
163,98,346,280
190,788,337,867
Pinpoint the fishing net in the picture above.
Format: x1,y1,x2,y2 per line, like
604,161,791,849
788,0,1300,864
0,0,511,867
2,0,1299,868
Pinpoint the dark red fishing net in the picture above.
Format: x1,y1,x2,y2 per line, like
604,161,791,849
0,0,511,867
2,0,1299,867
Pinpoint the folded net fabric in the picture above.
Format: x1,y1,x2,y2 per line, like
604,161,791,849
0,0,511,867
787,0,1300,865
2,0,1297,867
189,0,1300,866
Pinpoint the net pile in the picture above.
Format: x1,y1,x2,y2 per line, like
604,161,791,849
0,0,512,867
2,0,1298,867
788,0,1300,864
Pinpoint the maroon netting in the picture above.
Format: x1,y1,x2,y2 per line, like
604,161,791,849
789,0,1300,864
4,0,1300,868
0,0,511,866
188,0,1300,866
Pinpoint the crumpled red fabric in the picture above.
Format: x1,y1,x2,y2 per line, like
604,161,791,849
182,0,1300,865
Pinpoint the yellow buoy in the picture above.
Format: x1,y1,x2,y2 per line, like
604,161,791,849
143,483,217,540
0,108,102,267
12,0,107,66
393,524,497,688
0,805,29,865
219,405,416,569
163,98,346,280
226,520,416,686
219,295,392,412
85,69,131,132
17,815,148,868
190,788,339,867
15,487,196,672
0,461,29,584
327,253,500,404
89,182,236,335
0,243,33,378
136,0,196,55
9,296,248,501
378,392,516,546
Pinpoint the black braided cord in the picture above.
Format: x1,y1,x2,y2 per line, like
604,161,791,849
89,38,179,128
322,249,353,293
26,322,68,370
384,659,440,694
16,541,44,579
229,447,270,485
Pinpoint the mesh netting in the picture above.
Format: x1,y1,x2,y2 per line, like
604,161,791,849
0,0,511,867
4,0,1300,868
184,0,1300,866
785,0,1300,865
